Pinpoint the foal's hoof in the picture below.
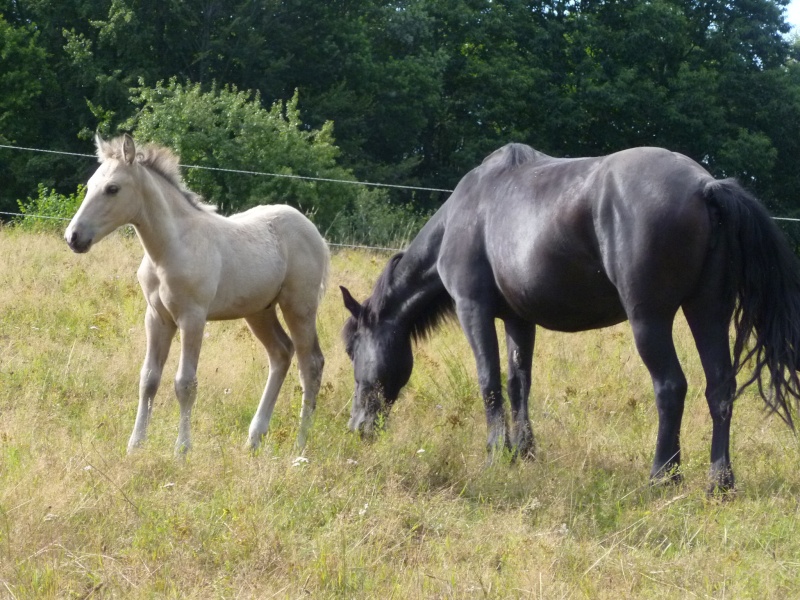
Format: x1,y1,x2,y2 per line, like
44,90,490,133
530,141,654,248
174,440,192,457
126,442,144,455
127,435,146,455
247,432,264,453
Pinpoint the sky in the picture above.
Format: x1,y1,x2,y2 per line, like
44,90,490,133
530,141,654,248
788,0,800,33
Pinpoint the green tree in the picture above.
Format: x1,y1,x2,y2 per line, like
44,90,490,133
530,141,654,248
0,14,58,214
124,79,376,232
2,0,800,223
0,1,109,215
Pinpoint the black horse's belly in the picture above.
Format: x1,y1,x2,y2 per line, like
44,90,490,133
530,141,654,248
493,248,627,332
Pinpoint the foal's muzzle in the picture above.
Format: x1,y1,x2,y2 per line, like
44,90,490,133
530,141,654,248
65,228,93,253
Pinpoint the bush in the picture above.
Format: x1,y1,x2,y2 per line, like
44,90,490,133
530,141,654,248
16,184,85,232
125,79,387,234
324,189,431,249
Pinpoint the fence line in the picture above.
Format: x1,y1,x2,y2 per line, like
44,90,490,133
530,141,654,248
0,143,454,194
3,142,800,237
0,210,70,221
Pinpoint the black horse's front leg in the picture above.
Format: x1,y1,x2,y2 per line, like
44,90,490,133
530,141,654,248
504,317,536,460
455,300,510,458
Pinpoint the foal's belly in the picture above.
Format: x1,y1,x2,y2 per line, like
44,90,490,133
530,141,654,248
206,280,283,320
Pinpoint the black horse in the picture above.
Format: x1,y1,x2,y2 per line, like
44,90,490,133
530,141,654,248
341,143,800,492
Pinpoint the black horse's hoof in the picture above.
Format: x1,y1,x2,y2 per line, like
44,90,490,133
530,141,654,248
649,466,683,488
706,468,736,499
510,441,536,463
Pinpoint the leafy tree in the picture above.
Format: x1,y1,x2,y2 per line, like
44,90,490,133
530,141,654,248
0,14,57,213
2,0,800,227
0,2,108,215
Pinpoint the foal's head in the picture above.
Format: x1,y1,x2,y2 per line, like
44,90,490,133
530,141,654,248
65,134,201,253
66,134,146,253
340,285,414,435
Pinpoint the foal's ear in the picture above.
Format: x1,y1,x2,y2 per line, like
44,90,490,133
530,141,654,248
122,133,136,165
340,286,363,319
94,133,110,161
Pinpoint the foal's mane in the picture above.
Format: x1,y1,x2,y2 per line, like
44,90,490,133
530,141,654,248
98,136,216,212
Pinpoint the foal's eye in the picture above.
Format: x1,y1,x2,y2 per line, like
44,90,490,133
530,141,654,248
105,184,120,195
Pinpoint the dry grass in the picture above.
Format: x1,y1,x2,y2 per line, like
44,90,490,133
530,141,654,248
2,226,800,598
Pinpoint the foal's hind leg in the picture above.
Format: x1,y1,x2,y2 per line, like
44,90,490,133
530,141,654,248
245,307,294,451
504,317,536,459
684,301,736,494
630,316,688,484
281,304,324,453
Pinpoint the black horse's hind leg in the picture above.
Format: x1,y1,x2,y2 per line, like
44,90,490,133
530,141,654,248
504,317,536,459
455,300,510,458
683,301,736,494
630,316,688,484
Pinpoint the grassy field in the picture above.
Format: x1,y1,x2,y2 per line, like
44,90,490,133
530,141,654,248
2,227,800,599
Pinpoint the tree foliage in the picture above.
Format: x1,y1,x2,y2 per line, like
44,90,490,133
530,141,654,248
1,0,799,224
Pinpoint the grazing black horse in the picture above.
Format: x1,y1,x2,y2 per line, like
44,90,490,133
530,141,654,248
341,143,800,492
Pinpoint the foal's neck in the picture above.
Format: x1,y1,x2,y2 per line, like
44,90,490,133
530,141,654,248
133,169,211,263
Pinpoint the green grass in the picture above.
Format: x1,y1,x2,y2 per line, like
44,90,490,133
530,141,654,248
2,226,800,598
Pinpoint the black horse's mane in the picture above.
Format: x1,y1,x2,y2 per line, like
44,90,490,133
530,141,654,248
351,251,455,344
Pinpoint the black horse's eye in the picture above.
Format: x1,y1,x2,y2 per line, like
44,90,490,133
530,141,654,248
105,184,120,195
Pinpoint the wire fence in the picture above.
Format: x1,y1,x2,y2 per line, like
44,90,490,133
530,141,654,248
3,142,800,257
0,143,454,193
0,142,435,252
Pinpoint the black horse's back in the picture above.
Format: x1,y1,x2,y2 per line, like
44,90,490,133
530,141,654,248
481,143,543,169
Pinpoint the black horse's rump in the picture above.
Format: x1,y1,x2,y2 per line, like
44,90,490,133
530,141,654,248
341,143,800,493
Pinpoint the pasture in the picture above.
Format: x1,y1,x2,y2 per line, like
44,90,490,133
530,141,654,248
1,228,800,598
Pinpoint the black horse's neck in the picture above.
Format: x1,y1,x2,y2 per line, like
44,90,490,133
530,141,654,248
366,210,455,340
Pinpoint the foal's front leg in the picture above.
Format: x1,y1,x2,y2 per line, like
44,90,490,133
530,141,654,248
174,313,206,455
129,306,176,453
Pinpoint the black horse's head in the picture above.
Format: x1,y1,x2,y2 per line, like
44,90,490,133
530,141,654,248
340,285,413,435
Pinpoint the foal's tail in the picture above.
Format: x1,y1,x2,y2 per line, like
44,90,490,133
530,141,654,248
318,241,331,304
707,179,800,427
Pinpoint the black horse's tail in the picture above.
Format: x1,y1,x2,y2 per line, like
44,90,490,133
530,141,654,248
707,178,800,427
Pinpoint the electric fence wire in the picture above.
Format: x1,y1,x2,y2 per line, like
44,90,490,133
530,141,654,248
2,142,800,256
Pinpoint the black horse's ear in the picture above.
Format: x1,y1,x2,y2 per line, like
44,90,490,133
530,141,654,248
340,285,363,318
